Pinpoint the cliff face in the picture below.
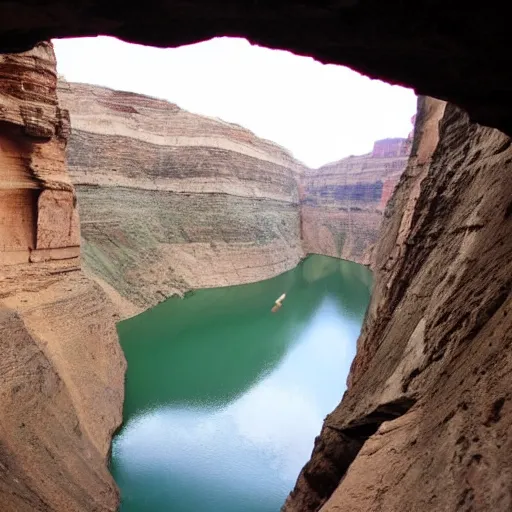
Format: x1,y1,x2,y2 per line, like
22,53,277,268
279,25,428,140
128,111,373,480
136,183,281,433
57,81,306,315
0,44,125,512
300,135,411,264
0,44,79,266
57,82,414,315
284,96,512,511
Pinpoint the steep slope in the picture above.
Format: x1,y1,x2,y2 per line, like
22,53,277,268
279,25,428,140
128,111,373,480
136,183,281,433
57,81,306,315
0,43,125,512
301,135,411,263
284,96,512,511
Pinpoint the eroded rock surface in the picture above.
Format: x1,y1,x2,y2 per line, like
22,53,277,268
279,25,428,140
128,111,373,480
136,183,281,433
284,96,512,511
301,134,411,264
58,81,306,315
0,43,79,266
0,43,125,512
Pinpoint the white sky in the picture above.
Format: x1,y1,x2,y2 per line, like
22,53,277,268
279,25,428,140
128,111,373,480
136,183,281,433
53,36,416,168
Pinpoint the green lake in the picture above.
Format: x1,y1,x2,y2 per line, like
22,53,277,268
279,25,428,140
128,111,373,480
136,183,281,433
111,255,372,511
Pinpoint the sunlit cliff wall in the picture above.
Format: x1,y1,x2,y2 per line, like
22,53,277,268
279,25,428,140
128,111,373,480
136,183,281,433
58,81,306,316
0,43,125,512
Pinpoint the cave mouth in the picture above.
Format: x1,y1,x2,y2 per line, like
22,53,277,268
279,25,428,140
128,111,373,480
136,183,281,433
0,33,420,512
53,35,417,170
51,38,417,511
54,34,417,311
110,255,372,511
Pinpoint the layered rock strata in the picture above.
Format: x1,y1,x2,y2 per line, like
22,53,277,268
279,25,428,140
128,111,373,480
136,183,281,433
284,96,512,511
301,134,411,264
57,81,306,315
0,44,79,266
0,43,125,512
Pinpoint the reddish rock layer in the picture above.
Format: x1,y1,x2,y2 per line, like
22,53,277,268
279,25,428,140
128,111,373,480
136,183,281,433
0,43,79,266
0,43,125,512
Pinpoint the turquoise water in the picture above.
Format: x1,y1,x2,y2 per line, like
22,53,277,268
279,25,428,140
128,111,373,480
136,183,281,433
111,255,372,511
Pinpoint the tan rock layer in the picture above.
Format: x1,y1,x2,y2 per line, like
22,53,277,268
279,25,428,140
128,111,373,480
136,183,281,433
284,97,512,511
0,43,125,512
1,265,126,512
78,186,303,314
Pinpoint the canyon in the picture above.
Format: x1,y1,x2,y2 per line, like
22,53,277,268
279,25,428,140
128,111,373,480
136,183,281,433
55,80,410,315
0,2,511,509
0,42,411,511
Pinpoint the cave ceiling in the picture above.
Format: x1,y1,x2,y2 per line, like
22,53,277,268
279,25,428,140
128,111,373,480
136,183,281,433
0,1,510,134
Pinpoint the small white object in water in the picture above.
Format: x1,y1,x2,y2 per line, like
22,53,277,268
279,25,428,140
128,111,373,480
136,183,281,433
271,293,286,313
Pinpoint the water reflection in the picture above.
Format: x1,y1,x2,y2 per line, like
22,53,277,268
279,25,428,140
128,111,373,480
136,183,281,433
112,256,372,511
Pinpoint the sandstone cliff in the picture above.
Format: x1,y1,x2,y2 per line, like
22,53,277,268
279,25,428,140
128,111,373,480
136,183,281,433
0,43,125,512
284,96,512,511
301,135,411,264
57,81,306,316
0,44,79,266
57,81,413,316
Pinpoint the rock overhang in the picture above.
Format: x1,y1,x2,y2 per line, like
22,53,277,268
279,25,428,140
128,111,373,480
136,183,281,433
0,1,509,134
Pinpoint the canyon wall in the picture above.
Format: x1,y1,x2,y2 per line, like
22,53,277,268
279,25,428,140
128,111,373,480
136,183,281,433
0,45,79,266
284,96,512,511
0,43,125,512
300,133,411,264
58,81,413,315
57,81,306,316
